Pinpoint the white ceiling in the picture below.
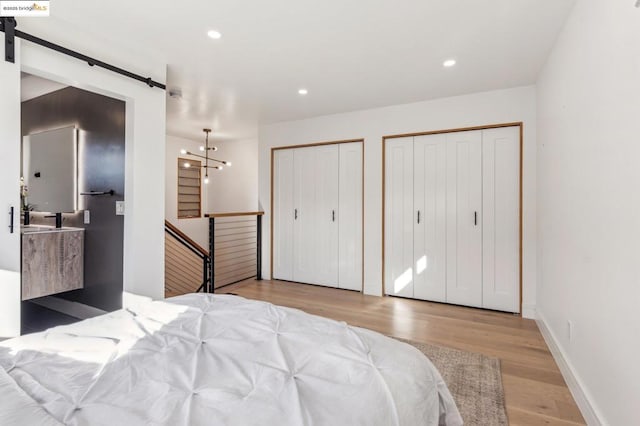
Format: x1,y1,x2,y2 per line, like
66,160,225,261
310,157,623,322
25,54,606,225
37,0,574,142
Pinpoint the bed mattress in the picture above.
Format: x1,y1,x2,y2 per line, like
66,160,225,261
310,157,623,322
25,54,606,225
0,293,462,425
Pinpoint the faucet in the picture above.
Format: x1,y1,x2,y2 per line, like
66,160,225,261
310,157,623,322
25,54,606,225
44,212,63,228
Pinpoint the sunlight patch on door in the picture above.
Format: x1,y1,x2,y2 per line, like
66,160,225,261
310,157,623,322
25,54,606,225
394,268,413,293
416,255,428,275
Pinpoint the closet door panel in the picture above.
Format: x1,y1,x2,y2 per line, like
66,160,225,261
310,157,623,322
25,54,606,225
273,150,295,280
482,127,520,312
313,145,339,286
446,130,483,307
0,54,21,337
338,142,363,291
413,134,447,302
292,147,317,284
384,137,414,298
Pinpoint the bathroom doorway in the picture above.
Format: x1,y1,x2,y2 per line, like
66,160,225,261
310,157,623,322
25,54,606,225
20,72,125,333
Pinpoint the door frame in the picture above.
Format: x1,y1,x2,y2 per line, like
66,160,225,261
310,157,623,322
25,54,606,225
270,138,365,291
382,122,524,314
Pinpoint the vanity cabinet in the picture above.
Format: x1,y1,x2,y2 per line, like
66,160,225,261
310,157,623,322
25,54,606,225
21,228,84,300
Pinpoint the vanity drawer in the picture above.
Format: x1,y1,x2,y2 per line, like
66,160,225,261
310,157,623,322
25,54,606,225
21,229,84,301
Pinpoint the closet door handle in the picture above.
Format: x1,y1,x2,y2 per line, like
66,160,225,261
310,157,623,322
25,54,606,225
294,209,298,220
332,210,335,222
417,210,420,224
474,211,477,226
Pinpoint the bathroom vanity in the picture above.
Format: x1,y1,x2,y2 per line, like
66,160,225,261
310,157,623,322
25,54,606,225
21,226,84,301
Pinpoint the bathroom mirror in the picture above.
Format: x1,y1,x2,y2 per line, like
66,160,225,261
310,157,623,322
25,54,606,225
22,126,78,213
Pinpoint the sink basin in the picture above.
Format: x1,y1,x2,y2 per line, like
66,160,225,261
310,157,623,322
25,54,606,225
21,226,54,233
21,226,83,234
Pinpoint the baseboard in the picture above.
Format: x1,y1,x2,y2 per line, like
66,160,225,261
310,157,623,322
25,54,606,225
536,312,604,426
30,296,107,320
521,304,536,319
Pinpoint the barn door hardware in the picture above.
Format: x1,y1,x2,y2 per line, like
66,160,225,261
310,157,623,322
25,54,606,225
0,17,165,89
0,17,16,63
8,206,14,233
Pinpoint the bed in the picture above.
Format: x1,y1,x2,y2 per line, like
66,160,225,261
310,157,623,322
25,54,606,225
0,293,462,425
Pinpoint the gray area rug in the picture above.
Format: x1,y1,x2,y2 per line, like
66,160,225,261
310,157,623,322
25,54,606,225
395,338,508,426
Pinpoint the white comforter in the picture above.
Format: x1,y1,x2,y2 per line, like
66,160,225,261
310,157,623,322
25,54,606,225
0,294,462,426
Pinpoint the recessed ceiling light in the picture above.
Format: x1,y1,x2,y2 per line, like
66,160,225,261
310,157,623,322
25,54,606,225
207,30,222,40
298,88,308,95
443,59,457,68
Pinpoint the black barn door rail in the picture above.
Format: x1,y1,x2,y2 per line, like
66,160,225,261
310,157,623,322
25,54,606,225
0,17,165,90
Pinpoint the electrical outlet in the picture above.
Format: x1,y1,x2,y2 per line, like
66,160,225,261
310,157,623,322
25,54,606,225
84,210,90,224
567,320,573,342
116,201,125,216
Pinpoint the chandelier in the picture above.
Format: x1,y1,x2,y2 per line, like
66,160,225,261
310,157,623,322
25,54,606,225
180,128,231,184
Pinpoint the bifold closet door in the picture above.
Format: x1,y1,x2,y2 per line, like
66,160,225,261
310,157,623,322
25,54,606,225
413,134,447,302
482,127,520,312
272,149,294,281
384,137,414,298
292,147,317,284
338,142,363,291
446,130,483,308
275,143,360,289
312,145,339,287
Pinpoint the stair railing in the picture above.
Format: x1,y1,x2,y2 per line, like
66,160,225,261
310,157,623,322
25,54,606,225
205,211,264,292
164,220,210,293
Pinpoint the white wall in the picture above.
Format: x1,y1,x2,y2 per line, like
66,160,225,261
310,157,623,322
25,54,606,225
536,0,640,424
259,86,537,315
165,135,259,249
0,18,167,326
206,137,259,214
166,135,209,249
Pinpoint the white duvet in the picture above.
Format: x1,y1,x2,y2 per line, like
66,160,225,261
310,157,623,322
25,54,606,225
0,294,462,426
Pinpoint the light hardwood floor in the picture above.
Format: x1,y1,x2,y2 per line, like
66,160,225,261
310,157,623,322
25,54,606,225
221,279,585,426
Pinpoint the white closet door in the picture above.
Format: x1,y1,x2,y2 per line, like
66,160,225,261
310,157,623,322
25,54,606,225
338,142,363,291
385,137,414,297
446,130,483,307
482,127,520,312
293,147,317,284
272,149,295,281
413,134,447,302
312,144,339,286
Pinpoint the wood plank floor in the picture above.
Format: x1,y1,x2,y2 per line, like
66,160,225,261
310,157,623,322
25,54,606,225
221,279,585,426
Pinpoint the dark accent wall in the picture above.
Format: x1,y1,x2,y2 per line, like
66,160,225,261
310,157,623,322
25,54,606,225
22,87,125,312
